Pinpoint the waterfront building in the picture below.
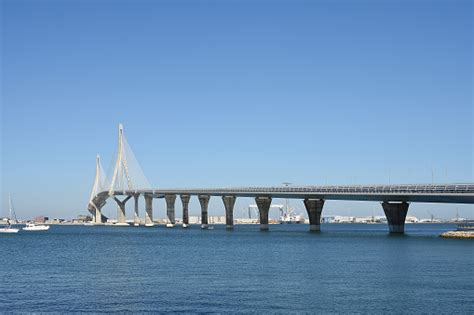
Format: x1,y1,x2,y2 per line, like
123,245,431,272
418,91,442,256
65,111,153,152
209,216,226,224
188,216,201,224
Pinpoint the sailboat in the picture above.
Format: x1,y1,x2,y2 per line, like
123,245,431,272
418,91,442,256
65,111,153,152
0,196,20,233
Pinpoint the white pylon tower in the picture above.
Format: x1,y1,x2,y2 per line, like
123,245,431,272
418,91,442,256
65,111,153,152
88,154,106,214
109,123,133,195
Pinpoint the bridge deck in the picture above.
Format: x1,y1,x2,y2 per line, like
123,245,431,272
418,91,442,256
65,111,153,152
93,183,474,205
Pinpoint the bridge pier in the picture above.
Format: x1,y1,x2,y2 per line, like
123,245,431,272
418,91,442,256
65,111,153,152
255,196,272,230
133,195,140,226
113,195,132,224
222,196,236,229
304,198,324,231
165,194,176,226
180,194,190,227
93,208,101,224
144,195,154,226
198,195,210,229
91,201,106,224
382,201,409,233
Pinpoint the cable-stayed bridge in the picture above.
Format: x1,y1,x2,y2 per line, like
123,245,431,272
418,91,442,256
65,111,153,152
88,125,474,233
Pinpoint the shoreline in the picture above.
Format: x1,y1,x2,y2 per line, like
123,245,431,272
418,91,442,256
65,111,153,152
440,231,474,239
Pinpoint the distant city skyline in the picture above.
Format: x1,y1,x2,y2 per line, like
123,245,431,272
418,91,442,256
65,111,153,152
1,0,472,219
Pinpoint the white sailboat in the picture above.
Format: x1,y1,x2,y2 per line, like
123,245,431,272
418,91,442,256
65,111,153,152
0,196,20,233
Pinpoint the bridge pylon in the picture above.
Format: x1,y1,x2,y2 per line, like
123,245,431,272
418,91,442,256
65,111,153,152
88,154,108,223
109,123,133,195
107,123,150,193
105,124,151,224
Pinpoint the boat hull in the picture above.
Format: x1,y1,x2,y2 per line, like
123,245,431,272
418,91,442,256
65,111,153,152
23,225,50,231
0,228,20,233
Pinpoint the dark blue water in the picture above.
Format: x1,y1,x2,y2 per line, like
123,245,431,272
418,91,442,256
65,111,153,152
1,224,473,313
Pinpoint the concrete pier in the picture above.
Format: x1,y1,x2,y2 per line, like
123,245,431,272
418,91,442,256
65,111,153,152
222,195,236,229
255,196,272,230
180,194,190,226
198,195,210,228
133,195,140,225
144,194,154,226
165,194,176,225
92,202,105,224
304,198,324,231
382,201,409,233
94,207,101,224
113,195,132,224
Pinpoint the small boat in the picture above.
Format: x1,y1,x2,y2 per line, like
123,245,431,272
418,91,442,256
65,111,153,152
23,223,50,231
145,223,154,227
182,223,189,228
166,223,175,228
134,223,140,227
113,222,130,226
83,222,94,226
0,225,19,233
1,196,19,234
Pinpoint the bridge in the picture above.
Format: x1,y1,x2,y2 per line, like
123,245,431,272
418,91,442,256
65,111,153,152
88,125,474,233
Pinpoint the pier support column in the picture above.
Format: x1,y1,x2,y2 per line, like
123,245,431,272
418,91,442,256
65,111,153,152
114,195,132,224
91,201,106,224
94,207,101,224
382,201,409,234
94,201,107,224
222,196,236,229
255,196,272,230
180,194,190,227
133,194,140,225
198,195,210,229
165,194,176,225
144,195,154,226
304,199,324,231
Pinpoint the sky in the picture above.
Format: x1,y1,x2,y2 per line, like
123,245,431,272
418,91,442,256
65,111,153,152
1,0,473,220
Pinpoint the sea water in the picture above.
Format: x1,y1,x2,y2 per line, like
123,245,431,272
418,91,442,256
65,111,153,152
1,224,472,313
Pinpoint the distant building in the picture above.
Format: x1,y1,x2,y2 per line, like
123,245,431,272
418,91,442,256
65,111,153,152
189,216,201,224
34,216,49,223
209,216,226,224
76,215,92,223
333,216,355,223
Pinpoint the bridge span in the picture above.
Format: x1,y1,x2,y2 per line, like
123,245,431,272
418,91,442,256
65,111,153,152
90,184,474,233
87,125,474,234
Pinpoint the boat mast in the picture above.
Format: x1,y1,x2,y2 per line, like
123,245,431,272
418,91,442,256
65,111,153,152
282,182,291,216
8,195,12,220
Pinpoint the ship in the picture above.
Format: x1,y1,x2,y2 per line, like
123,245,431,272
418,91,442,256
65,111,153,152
279,182,305,224
279,205,305,224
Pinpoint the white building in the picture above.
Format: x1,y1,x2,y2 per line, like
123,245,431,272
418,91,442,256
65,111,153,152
189,216,201,224
333,216,355,223
209,216,226,224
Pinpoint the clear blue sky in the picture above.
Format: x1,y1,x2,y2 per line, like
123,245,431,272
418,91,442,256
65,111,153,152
1,0,472,220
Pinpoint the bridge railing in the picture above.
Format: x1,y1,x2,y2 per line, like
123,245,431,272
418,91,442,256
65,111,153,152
98,183,474,200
